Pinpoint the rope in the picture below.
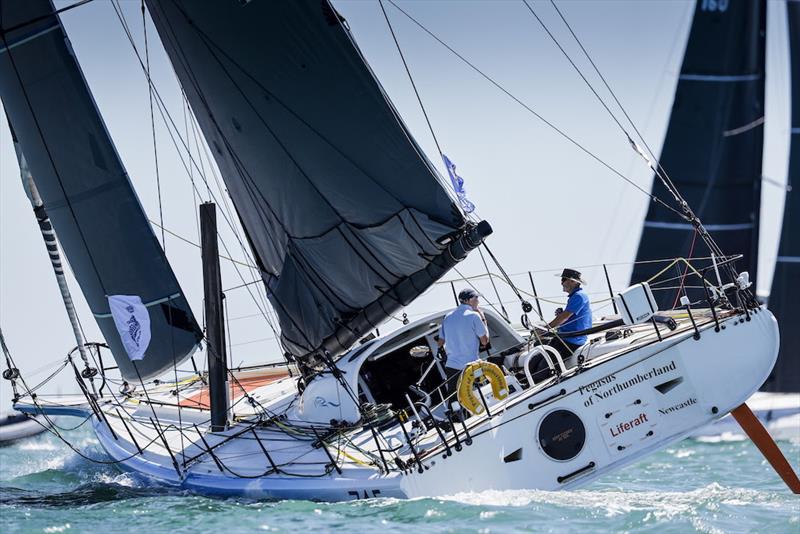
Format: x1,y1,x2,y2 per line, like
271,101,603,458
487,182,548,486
672,230,699,309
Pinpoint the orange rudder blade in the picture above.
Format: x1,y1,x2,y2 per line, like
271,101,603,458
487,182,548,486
730,403,800,494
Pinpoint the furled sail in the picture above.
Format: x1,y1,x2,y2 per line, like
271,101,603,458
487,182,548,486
763,0,800,393
631,0,766,309
0,0,202,381
144,0,485,361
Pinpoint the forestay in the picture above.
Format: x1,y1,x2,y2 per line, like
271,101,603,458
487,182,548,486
0,0,202,381
631,0,766,309
763,0,800,393
145,0,486,361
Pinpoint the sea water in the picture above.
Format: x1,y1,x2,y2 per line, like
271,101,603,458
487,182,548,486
0,424,797,533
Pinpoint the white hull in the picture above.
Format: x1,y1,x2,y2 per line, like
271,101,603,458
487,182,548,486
19,306,780,500
688,391,800,442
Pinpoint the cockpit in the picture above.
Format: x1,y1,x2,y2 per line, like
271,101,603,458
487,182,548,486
351,310,525,413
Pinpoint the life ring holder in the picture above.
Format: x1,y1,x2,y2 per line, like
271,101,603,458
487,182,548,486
520,345,566,386
457,361,509,416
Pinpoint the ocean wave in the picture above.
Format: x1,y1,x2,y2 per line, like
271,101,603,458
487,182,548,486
439,482,786,516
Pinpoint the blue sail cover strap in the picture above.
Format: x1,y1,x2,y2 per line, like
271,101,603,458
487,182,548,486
631,0,766,309
144,0,483,361
0,0,202,381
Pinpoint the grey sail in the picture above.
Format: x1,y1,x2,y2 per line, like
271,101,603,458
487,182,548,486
0,0,202,381
631,0,766,309
763,0,800,393
144,0,487,362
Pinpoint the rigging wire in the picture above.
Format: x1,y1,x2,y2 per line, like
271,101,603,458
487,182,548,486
376,0,456,209
137,0,188,457
147,218,254,268
544,0,685,206
383,0,685,221
521,0,632,140
542,1,753,295
476,246,509,322
141,0,167,250
181,88,203,244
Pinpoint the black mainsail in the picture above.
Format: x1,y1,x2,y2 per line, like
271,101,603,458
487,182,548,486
144,0,486,362
763,0,800,393
631,0,766,309
0,0,202,381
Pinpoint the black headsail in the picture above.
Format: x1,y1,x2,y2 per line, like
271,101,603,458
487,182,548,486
0,0,202,381
763,0,800,393
631,0,766,309
144,0,488,362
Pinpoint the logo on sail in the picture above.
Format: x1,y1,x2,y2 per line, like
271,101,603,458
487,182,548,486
108,295,152,361
314,396,341,408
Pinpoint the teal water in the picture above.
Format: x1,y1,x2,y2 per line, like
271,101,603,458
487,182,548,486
0,426,797,533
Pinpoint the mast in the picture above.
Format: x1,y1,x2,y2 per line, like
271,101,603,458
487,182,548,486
763,0,800,393
631,0,767,309
13,143,97,393
200,202,229,431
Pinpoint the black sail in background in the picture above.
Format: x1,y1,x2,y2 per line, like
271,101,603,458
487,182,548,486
763,0,800,393
144,0,478,361
0,0,202,381
631,0,766,309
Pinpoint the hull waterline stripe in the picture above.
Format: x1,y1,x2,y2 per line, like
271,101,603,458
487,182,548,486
93,293,181,318
644,221,754,231
791,128,800,134
776,256,800,263
678,73,762,82
0,23,59,55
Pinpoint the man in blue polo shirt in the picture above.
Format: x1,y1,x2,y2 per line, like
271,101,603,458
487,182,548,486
545,268,592,358
437,288,489,394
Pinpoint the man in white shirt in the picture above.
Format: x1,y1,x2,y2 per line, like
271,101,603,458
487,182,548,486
438,288,489,395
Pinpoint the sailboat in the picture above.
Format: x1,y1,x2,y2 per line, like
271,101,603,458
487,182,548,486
628,0,799,439
1,0,797,499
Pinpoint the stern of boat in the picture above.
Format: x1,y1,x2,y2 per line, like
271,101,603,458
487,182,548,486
689,306,779,418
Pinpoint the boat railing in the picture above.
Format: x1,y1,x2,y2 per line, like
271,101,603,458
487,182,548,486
408,254,751,334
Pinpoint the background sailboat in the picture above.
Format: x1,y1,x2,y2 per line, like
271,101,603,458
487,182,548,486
631,0,766,310
634,0,798,439
763,0,799,396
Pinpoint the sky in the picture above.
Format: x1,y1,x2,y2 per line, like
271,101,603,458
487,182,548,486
0,0,792,403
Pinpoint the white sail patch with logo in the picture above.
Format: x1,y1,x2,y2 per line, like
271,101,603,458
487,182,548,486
108,295,152,361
